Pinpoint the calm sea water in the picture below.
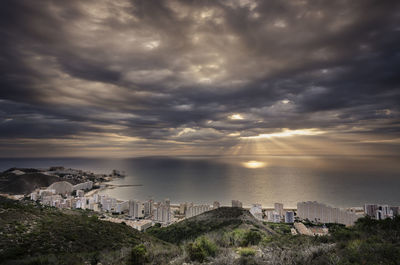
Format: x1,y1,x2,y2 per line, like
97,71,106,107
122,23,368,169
0,155,399,208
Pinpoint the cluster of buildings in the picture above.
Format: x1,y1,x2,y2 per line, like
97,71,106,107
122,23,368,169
297,201,361,226
29,179,221,229
153,199,172,223
296,201,400,226
237,200,398,227
364,204,400,220
30,181,94,209
30,181,171,229
175,201,220,219
265,203,295,224
185,204,211,218
249,203,263,220
246,202,295,224
29,177,400,232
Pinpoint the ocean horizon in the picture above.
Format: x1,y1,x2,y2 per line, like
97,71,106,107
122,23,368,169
1,155,399,208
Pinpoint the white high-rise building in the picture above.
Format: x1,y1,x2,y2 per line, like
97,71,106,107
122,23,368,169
390,206,400,216
274,203,284,217
297,201,360,226
42,195,62,207
265,210,281,222
129,200,144,218
77,197,88,209
186,204,211,218
364,204,393,220
376,205,392,220
144,200,153,217
129,200,137,218
364,204,379,217
101,197,116,212
265,211,273,222
137,203,144,218
272,212,281,223
115,200,129,214
152,200,172,224
285,211,295,223
250,204,263,220
179,203,187,215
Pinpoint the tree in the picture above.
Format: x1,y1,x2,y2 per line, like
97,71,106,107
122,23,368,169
128,244,147,265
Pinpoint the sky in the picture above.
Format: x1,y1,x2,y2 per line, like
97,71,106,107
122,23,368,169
0,0,399,158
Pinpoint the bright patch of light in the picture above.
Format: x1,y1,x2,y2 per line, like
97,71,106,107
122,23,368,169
242,160,267,169
240,129,324,139
199,78,212,83
144,40,160,49
229,114,244,120
228,132,240,137
174,104,193,111
251,12,260,19
281,99,290,104
274,20,287,28
177,128,196,136
200,10,213,19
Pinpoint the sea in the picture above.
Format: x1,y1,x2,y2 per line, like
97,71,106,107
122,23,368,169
0,155,399,208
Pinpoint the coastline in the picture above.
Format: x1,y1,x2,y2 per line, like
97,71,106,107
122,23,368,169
85,183,143,197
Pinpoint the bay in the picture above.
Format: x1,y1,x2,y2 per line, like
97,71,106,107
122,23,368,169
0,155,399,208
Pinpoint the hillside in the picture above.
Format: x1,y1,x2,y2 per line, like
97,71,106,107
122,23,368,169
1,198,400,265
147,207,400,265
147,207,328,264
0,168,70,194
147,207,276,244
0,197,179,265
0,170,63,195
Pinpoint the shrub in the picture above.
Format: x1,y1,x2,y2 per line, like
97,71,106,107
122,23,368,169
261,235,273,245
229,229,246,246
128,244,147,265
226,229,263,247
268,223,292,234
186,236,217,262
242,230,262,246
186,242,205,262
238,247,256,257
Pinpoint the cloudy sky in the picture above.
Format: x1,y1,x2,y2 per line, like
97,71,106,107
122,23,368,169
0,0,399,157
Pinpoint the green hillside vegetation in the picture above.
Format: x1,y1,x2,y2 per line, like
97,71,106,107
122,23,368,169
1,197,400,264
146,207,275,244
0,197,179,265
147,207,400,265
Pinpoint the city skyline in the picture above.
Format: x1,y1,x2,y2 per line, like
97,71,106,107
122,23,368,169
1,0,399,157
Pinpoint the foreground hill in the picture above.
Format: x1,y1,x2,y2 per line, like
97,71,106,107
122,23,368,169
0,197,179,265
148,207,400,265
1,198,400,265
147,207,276,244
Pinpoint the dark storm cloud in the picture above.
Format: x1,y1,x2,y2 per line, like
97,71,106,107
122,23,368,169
0,0,399,155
